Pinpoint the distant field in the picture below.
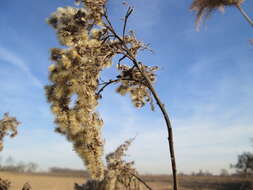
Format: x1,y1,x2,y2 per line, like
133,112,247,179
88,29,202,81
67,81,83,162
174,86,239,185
0,172,85,190
0,172,252,190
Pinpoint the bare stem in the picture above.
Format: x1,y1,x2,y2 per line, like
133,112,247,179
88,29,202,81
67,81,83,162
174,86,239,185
129,172,154,190
103,10,178,190
123,7,133,38
126,56,178,190
97,78,148,97
97,79,119,96
236,4,253,27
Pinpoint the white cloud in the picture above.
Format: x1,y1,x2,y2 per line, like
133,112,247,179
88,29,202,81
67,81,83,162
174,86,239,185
0,46,43,88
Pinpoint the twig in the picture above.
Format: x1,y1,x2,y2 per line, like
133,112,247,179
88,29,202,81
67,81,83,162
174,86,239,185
118,54,127,65
123,7,134,38
129,172,154,190
97,78,148,97
125,52,178,190
236,4,253,27
103,10,178,190
97,79,119,96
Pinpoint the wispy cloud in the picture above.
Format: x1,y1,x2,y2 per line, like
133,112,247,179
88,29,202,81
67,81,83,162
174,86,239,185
0,46,43,88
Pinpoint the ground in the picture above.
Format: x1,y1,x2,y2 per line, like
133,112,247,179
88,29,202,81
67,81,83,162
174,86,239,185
0,172,252,190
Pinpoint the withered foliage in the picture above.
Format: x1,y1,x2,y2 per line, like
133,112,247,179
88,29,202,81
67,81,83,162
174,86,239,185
46,0,157,181
0,113,20,152
0,113,27,190
116,64,157,110
0,178,11,190
75,139,144,190
190,0,244,29
21,183,32,190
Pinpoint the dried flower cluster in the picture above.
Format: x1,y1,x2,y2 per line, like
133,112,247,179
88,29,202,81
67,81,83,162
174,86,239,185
21,183,32,190
116,64,158,109
46,3,109,179
0,178,11,190
0,179,32,190
75,139,142,190
103,139,141,190
190,0,244,28
46,0,158,181
0,113,20,152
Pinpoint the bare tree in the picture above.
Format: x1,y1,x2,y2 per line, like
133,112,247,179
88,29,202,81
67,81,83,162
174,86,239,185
231,152,253,177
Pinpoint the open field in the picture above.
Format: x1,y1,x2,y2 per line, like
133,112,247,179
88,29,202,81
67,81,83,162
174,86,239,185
0,172,252,190
0,172,85,190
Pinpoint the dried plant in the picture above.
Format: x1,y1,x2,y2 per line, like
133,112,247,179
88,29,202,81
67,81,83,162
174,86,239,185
190,0,253,30
0,178,11,190
0,178,31,190
75,139,152,190
102,139,141,190
0,114,26,190
46,0,177,189
0,113,20,152
46,3,111,180
21,183,32,190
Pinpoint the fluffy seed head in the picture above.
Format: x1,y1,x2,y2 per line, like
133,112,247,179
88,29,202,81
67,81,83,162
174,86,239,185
0,113,20,152
190,0,244,30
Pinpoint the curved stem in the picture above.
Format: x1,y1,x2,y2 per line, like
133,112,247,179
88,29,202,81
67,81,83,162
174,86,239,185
97,78,148,97
104,13,178,190
97,79,119,96
236,4,253,27
128,59,178,190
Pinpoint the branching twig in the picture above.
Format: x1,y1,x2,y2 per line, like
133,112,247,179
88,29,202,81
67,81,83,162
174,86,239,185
123,7,134,38
97,77,148,97
103,8,178,190
97,79,119,97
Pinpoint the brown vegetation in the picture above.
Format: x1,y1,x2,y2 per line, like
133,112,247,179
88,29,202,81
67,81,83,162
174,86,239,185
1,172,253,190
0,113,20,152
190,0,253,30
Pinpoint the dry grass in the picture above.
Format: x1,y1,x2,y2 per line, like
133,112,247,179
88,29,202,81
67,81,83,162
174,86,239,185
1,172,252,190
0,172,173,190
0,172,85,190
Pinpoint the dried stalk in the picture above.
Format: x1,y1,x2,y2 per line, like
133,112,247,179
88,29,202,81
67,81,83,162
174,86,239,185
103,8,178,190
235,4,253,27
129,172,153,190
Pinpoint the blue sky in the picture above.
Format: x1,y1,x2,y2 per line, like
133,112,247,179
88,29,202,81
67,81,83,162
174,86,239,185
0,0,253,174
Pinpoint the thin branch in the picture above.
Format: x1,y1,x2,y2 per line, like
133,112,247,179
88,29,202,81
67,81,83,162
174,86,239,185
97,79,119,96
118,54,127,65
236,4,253,27
129,172,154,190
97,77,148,98
124,53,178,190
103,11,178,190
123,7,134,38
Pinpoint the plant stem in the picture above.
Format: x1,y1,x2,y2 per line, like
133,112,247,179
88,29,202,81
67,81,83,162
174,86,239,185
236,4,253,27
129,172,154,190
104,11,178,190
128,59,178,190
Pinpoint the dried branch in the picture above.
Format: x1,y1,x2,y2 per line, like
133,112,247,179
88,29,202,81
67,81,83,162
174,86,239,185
128,172,154,190
97,79,119,97
123,7,134,38
97,77,148,98
236,4,253,27
118,54,127,65
103,8,178,190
